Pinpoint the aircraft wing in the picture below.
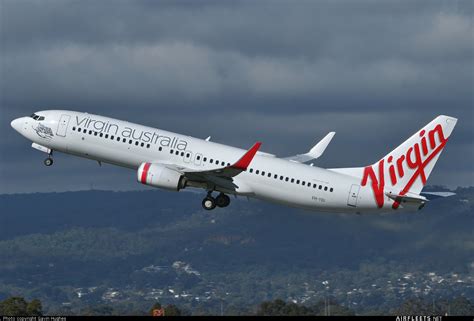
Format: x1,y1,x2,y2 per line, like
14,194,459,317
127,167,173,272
285,132,335,163
160,142,260,183
159,142,259,194
182,142,262,179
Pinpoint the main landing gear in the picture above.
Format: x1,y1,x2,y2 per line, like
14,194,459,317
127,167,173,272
202,192,231,210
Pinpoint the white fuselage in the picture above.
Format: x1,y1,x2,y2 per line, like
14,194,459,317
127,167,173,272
11,110,403,213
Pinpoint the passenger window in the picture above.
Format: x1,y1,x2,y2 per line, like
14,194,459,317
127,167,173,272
274,174,278,179
141,142,144,147
268,173,271,177
187,153,191,158
285,177,289,182
197,155,201,160
122,138,126,143
203,157,207,162
302,181,305,185
159,147,162,151
111,135,114,140
221,161,225,166
319,185,322,190
256,170,259,174
313,184,317,188
227,163,230,166
291,178,295,183
94,132,98,136
249,168,253,173
146,144,150,148
100,133,103,137
135,141,139,146
324,186,328,191
175,151,179,155
330,188,333,192
262,171,265,176
89,130,92,135
129,140,132,144
105,134,108,139
181,152,184,156
72,127,76,131
280,176,283,180
83,129,87,133
307,182,311,187
170,150,174,154
296,180,300,184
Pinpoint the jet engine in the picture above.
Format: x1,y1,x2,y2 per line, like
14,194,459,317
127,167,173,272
137,162,186,191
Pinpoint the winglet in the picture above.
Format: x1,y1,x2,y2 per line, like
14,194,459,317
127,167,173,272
232,142,262,170
308,132,335,158
285,132,335,163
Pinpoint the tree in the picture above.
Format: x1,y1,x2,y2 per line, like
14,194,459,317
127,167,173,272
81,305,114,316
311,299,355,316
26,299,43,316
394,298,431,315
0,297,28,316
164,304,182,316
257,299,312,316
149,302,164,316
449,297,474,316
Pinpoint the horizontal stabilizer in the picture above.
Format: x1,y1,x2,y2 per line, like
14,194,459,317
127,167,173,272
420,191,456,200
386,192,428,204
285,132,335,163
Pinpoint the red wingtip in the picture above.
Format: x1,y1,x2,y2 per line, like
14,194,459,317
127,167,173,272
232,142,262,170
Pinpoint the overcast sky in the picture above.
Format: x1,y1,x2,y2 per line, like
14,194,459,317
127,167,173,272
1,0,472,194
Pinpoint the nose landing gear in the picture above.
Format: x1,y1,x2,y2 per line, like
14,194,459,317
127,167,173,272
43,150,54,166
202,192,231,210
44,157,54,166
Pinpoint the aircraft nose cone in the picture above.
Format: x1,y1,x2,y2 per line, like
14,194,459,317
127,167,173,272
10,118,21,132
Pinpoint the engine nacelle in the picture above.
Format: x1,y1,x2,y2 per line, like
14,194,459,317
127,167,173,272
137,162,186,191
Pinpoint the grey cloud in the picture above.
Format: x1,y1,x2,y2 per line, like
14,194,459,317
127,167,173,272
1,0,472,193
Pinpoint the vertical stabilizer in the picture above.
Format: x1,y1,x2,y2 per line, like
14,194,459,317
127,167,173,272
330,115,457,209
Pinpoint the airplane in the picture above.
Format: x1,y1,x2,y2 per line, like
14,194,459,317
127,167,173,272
11,111,457,213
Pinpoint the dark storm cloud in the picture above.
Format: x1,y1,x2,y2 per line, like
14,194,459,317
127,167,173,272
0,0,472,193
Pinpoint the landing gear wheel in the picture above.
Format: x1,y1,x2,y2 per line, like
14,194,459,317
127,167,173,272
44,158,53,166
202,196,216,210
215,193,231,208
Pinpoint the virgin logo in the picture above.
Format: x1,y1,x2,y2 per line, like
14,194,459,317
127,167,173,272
361,124,448,209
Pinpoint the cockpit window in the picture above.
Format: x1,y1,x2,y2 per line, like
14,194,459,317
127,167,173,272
29,114,45,121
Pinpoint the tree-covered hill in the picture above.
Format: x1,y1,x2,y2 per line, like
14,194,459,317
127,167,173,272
0,187,472,314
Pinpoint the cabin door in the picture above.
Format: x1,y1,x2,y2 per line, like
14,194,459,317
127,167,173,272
56,114,71,137
347,184,360,207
